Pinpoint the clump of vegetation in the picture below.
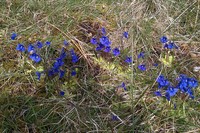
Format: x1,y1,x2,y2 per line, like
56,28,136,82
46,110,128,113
0,0,200,132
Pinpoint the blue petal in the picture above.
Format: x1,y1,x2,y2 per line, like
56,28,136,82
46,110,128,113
45,41,51,46
125,56,132,63
101,27,106,35
112,48,120,56
123,32,128,38
160,36,168,43
11,33,17,40
63,40,69,46
154,91,162,97
60,91,65,96
90,38,97,45
71,70,76,76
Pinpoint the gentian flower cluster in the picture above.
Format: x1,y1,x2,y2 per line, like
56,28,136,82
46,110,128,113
177,74,198,99
90,27,132,64
157,75,170,88
16,42,42,63
90,28,112,54
100,36,111,47
47,43,78,79
48,48,67,78
160,36,178,49
155,74,198,101
14,33,80,82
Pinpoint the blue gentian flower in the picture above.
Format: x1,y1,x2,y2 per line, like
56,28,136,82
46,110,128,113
166,86,178,97
104,46,111,53
137,52,144,59
157,75,165,82
27,44,35,53
36,71,41,80
36,41,43,48
112,115,119,121
121,82,125,88
163,42,178,50
154,91,162,97
53,58,64,69
186,89,194,99
121,82,127,90
167,42,174,49
112,48,120,56
123,31,128,39
70,49,78,63
177,74,187,81
45,41,51,46
11,33,17,40
158,79,170,88
125,56,132,63
164,44,168,49
153,63,158,67
16,44,25,52
156,75,170,88
90,37,97,45
60,91,65,96
178,83,188,93
71,70,76,76
29,53,41,63
177,76,189,93
59,70,65,79
138,64,146,71
59,52,67,60
160,36,168,43
63,40,69,46
164,42,176,49
59,48,67,60
100,36,111,46
72,55,78,63
96,43,105,51
155,74,198,101
177,75,198,97
101,27,106,35
165,93,170,101
188,78,198,88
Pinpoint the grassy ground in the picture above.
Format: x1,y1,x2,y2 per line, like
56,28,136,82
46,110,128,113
0,0,200,132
